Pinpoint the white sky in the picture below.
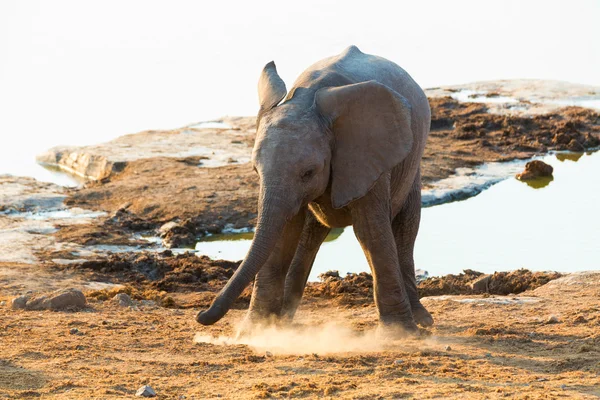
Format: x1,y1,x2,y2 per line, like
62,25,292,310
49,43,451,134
1,0,599,178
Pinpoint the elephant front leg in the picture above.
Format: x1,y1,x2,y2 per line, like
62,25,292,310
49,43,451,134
281,212,330,321
393,179,434,327
240,208,306,333
350,182,418,335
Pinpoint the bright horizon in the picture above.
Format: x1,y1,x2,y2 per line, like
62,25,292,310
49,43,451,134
1,0,599,180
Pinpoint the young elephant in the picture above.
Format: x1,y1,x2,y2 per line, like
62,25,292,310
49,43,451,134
197,45,432,334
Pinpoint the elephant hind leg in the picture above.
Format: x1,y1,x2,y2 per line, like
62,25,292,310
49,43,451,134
392,177,434,327
281,212,330,321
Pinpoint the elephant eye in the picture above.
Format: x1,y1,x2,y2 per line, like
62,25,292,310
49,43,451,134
301,169,314,182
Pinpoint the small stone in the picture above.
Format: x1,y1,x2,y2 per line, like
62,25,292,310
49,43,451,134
394,359,404,365
0,301,6,307
573,315,587,324
484,353,492,358
136,385,156,398
265,351,273,358
25,288,86,311
11,295,28,310
159,221,196,249
444,345,452,351
516,160,553,181
560,384,567,390
113,293,133,307
69,328,80,335
536,377,548,382
158,221,179,235
546,315,559,324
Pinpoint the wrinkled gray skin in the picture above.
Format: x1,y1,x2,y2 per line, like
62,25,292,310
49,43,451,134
196,46,432,334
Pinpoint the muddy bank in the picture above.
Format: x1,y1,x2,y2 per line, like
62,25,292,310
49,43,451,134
305,269,562,306
4,80,598,267
55,252,562,309
46,88,599,238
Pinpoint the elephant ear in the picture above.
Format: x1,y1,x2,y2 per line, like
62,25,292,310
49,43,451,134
258,61,287,117
315,81,413,209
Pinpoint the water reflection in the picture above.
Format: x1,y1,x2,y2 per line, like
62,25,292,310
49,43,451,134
39,164,85,187
555,152,584,162
195,152,599,280
518,175,554,189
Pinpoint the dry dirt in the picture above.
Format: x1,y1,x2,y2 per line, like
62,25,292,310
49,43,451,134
1,265,599,399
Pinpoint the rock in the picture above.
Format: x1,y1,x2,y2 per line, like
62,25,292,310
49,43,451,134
158,221,179,235
484,353,492,358
136,385,157,397
69,328,82,335
567,139,585,152
113,293,133,307
0,301,5,307
159,222,196,249
265,351,273,358
394,359,404,365
469,274,491,292
11,295,29,310
516,160,554,181
546,315,559,324
444,345,452,351
11,296,28,309
24,288,86,311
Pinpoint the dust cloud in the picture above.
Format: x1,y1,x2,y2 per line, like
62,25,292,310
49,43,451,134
194,321,436,355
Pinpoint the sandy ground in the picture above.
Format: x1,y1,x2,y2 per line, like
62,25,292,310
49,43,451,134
1,271,599,399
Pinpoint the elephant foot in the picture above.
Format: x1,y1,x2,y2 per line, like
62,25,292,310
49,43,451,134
412,305,434,327
376,318,420,339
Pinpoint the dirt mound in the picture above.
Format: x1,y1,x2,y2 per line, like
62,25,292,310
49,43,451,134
65,251,240,293
429,98,600,155
306,269,562,305
419,269,562,296
422,99,599,186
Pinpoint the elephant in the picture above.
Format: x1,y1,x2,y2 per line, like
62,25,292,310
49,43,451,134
196,45,432,334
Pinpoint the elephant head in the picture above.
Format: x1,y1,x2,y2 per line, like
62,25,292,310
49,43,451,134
196,61,413,325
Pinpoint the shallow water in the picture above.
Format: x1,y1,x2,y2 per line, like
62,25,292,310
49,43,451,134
195,151,599,280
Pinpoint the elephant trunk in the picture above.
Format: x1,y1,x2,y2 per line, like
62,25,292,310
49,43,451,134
196,192,287,325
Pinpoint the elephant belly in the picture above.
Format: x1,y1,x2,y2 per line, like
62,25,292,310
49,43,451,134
308,200,352,228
